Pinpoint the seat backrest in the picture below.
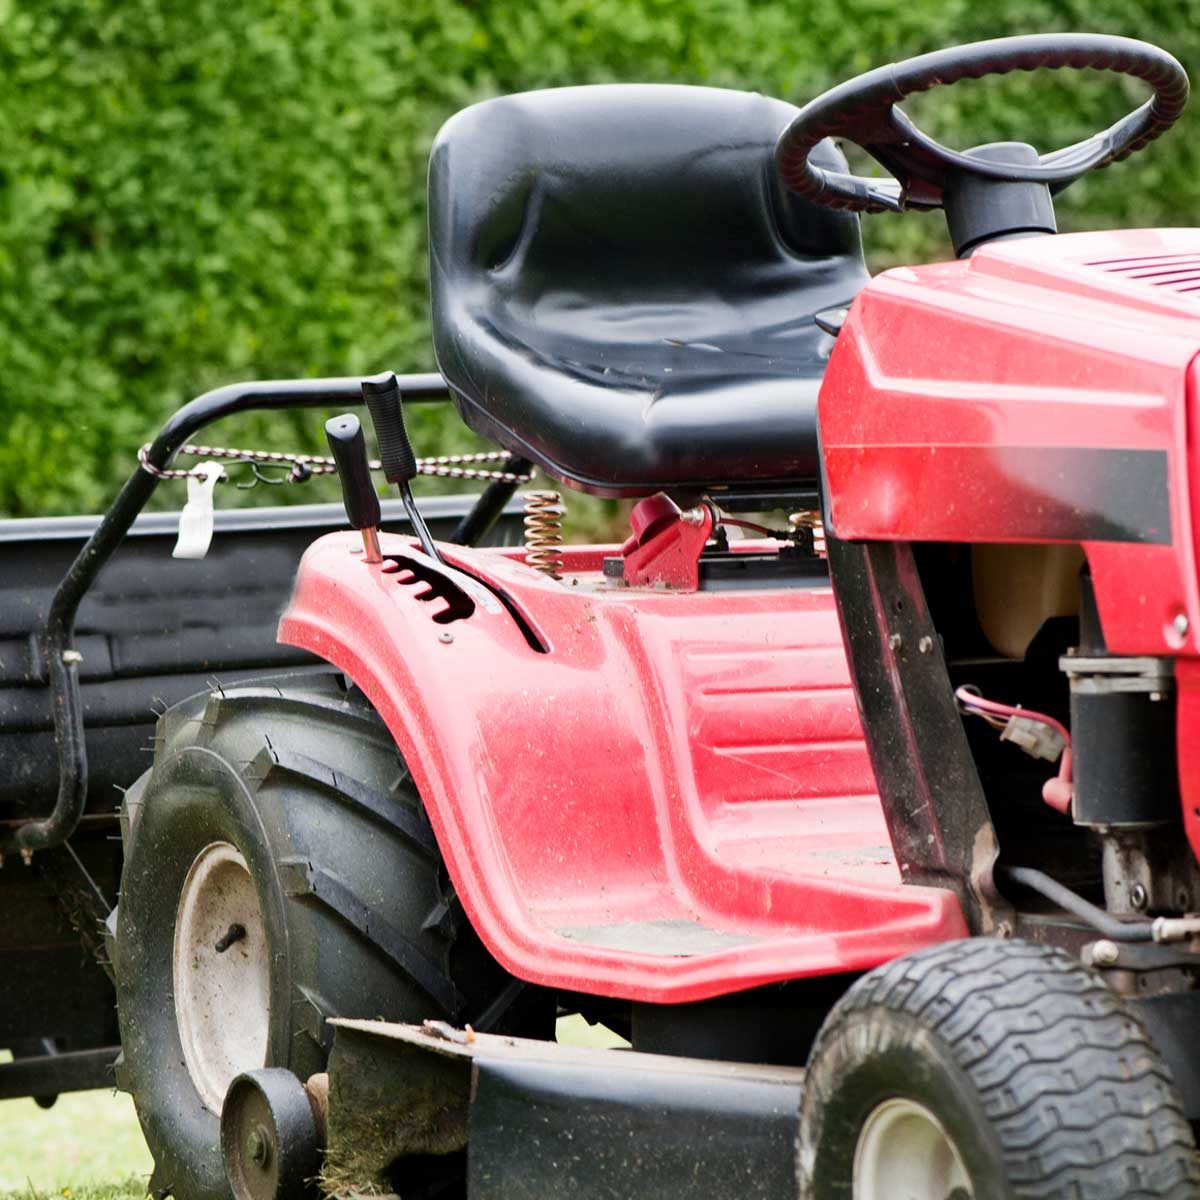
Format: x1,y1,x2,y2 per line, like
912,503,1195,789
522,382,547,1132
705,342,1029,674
427,85,868,496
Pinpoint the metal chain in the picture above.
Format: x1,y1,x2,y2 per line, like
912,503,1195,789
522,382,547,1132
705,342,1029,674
138,442,532,484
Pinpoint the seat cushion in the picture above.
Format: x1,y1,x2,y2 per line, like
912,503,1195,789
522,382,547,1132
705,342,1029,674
428,84,868,497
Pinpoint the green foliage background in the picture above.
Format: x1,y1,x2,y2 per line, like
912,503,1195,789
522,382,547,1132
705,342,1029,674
1,0,1198,519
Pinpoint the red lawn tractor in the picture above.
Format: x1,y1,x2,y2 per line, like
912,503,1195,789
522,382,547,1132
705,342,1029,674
11,30,1200,1200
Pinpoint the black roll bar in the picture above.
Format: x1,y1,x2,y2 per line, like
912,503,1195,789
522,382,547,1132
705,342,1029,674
11,372,527,854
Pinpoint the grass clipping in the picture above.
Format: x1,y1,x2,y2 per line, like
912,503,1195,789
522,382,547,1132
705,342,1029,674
319,1039,469,1198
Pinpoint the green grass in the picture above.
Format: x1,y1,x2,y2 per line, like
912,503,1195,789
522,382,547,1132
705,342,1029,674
0,1089,151,1200
554,1012,629,1050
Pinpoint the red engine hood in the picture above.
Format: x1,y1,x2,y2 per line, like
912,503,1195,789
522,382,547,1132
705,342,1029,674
820,227,1200,656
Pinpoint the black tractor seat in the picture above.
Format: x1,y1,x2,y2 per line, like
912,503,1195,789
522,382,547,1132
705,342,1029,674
428,85,869,498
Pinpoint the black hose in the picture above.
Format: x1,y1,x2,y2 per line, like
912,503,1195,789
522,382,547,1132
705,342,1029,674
997,864,1154,943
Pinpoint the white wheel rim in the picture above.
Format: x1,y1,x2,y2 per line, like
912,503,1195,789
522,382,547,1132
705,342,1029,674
853,1097,972,1200
173,842,271,1113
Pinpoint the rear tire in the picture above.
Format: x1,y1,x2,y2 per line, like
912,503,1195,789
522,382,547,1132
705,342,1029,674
797,938,1199,1200
113,671,538,1200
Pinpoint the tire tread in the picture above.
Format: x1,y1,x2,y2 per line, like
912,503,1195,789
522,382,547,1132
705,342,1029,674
112,670,491,1200
808,939,1199,1199
245,744,438,859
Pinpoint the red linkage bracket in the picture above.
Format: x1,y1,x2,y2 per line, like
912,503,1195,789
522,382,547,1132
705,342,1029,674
620,496,714,590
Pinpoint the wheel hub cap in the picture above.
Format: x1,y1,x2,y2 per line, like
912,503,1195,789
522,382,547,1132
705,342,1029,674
173,842,270,1111
853,1097,972,1200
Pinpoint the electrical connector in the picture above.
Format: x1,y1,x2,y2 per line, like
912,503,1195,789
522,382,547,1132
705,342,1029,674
956,685,1073,815
1000,715,1066,763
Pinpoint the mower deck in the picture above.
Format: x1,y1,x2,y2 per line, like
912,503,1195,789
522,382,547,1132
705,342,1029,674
280,535,967,1004
323,1018,805,1199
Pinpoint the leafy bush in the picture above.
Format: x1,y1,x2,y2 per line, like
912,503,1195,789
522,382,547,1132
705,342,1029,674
1,0,1197,517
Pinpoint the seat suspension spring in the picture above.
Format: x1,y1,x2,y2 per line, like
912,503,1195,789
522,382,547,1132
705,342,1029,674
523,491,565,578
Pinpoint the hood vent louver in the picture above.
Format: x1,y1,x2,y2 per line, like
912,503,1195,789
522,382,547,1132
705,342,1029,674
1085,252,1200,295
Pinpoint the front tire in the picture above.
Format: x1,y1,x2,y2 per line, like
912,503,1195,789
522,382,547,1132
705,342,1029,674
113,671,534,1200
797,938,1199,1200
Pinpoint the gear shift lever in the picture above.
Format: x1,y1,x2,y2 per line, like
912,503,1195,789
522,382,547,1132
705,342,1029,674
324,413,382,563
360,371,442,563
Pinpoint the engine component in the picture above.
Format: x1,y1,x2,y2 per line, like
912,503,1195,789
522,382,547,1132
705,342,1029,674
1060,657,1171,825
1060,653,1177,827
954,686,1073,815
1054,567,1179,827
1097,827,1200,926
998,864,1153,943
1000,714,1065,762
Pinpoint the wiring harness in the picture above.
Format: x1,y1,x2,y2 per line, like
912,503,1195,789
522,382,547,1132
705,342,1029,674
955,686,1073,815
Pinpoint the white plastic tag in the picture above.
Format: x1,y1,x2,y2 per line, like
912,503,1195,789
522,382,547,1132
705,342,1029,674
172,462,224,560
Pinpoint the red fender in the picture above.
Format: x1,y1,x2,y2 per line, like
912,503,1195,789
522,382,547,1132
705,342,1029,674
279,533,966,1003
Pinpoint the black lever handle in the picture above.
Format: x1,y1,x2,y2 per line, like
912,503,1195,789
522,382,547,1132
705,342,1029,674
324,413,382,562
360,371,443,563
361,371,418,485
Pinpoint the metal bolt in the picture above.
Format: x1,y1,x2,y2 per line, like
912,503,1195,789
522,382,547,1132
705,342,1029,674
438,631,454,644
62,649,83,665
1173,612,1190,640
1091,939,1120,967
1130,883,1149,911
918,635,934,655
887,633,903,652
214,922,247,953
247,1126,272,1167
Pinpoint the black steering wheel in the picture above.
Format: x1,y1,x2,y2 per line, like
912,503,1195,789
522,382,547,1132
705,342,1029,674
776,33,1189,213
